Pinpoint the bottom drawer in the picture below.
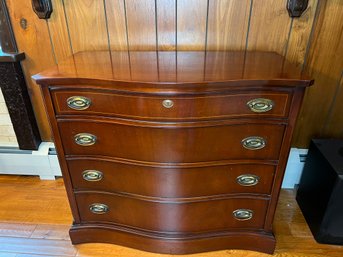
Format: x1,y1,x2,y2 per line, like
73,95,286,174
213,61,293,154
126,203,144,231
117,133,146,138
75,192,269,233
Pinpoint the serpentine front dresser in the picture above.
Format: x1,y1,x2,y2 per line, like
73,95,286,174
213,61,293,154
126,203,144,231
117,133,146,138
33,51,313,254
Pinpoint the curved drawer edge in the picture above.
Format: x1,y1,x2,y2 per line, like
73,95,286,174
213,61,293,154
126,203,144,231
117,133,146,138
70,223,276,254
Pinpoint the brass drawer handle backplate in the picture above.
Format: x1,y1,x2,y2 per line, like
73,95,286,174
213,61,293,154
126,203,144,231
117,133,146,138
74,133,97,146
233,209,254,221
247,98,274,113
89,203,109,214
241,136,266,150
67,96,91,110
236,174,260,186
82,170,103,181
162,99,174,108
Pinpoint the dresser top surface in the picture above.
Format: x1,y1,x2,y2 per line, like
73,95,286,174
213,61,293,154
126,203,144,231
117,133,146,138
33,51,313,87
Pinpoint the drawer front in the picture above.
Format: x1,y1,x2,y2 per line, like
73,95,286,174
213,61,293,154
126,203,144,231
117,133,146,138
75,192,269,233
59,120,285,162
52,89,291,120
68,159,275,197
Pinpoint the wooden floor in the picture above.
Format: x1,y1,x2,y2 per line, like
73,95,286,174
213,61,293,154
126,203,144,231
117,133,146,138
0,175,342,257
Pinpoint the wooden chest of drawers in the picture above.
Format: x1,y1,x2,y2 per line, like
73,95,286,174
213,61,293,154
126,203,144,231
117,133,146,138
33,51,313,254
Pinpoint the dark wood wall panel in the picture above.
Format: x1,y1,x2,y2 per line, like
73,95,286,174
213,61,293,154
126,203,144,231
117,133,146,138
6,0,343,148
156,0,176,50
63,0,109,52
247,0,292,55
106,0,128,51
177,0,208,50
206,0,251,51
285,0,319,66
293,0,343,147
126,0,157,51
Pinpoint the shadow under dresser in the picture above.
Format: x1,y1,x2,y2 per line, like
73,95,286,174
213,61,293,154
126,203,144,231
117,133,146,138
33,51,313,254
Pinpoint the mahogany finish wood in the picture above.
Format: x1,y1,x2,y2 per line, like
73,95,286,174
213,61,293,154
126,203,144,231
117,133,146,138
68,158,276,197
59,120,286,162
52,89,291,120
75,192,269,232
33,50,313,255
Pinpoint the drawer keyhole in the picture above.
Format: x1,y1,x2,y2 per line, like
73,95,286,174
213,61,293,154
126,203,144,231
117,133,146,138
162,99,174,108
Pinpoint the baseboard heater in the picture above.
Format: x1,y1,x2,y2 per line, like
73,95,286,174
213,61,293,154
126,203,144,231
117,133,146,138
0,142,61,180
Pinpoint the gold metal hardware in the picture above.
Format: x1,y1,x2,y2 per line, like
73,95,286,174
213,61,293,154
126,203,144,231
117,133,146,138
67,96,91,110
74,133,97,146
233,209,253,221
82,170,103,181
89,203,109,214
162,99,174,108
241,136,266,150
247,98,274,113
236,174,260,186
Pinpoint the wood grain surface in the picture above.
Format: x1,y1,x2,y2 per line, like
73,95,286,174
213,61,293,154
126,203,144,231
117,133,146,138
247,0,292,55
207,0,251,51
4,0,341,147
176,0,208,50
126,0,157,51
0,175,342,256
63,0,108,52
5,0,56,141
47,0,73,63
293,0,343,146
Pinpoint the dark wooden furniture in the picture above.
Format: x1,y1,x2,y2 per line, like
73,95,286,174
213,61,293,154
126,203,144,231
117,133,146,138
33,51,313,254
297,139,343,245
0,0,41,150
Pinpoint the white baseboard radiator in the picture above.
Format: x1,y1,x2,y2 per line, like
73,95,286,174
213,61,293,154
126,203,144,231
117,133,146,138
0,142,61,180
0,143,306,187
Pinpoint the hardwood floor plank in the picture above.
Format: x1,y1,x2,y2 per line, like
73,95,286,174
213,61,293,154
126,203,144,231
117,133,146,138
0,222,36,238
0,176,342,257
0,237,77,256
16,254,75,257
0,176,71,224
30,224,71,241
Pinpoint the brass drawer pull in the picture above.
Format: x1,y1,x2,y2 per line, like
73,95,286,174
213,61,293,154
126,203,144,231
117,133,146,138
236,174,260,186
233,209,253,221
67,96,91,110
82,170,103,181
241,136,266,150
247,98,274,113
74,133,97,146
162,99,174,108
89,203,109,214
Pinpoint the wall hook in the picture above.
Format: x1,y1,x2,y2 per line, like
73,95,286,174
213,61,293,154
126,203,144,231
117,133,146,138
32,0,53,19
287,0,309,17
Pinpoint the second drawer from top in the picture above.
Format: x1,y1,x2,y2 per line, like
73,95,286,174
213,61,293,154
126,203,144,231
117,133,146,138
58,119,285,162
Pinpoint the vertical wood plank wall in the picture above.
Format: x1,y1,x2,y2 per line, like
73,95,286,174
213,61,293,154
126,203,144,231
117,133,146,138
5,0,343,148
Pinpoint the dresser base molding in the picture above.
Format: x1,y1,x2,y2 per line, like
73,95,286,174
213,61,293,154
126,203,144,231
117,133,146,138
69,224,276,254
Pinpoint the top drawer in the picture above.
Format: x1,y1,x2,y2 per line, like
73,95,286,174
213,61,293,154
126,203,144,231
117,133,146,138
51,88,291,120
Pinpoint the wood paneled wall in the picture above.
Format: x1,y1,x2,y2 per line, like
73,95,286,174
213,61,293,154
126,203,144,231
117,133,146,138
4,0,343,148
